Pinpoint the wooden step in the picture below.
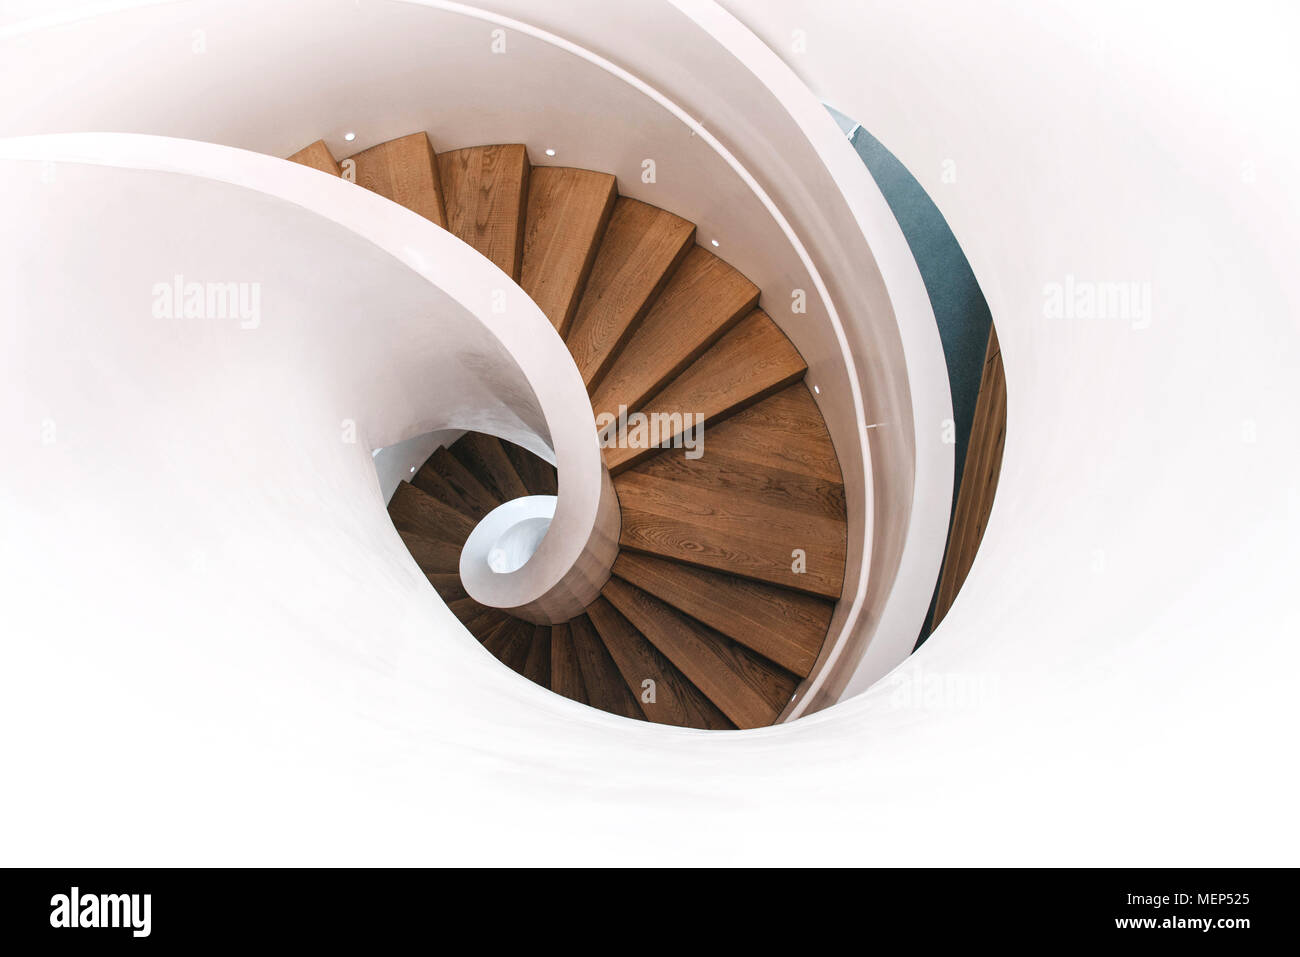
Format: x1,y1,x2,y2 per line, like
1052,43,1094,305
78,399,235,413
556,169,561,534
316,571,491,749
671,382,843,486
589,245,758,420
463,604,509,640
426,572,468,604
410,460,476,518
501,441,558,497
616,470,845,599
416,447,500,521
446,596,481,624
519,167,617,335
602,309,806,474
483,617,535,675
611,552,831,677
565,198,695,390
288,140,341,176
449,433,529,503
387,480,476,544
523,625,552,689
567,615,645,721
397,528,461,576
614,385,847,598
617,408,846,521
437,144,530,280
601,579,797,729
585,597,734,730
346,132,447,227
549,623,588,704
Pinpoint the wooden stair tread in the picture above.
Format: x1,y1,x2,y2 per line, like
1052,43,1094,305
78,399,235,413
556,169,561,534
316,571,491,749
601,579,797,730
483,618,535,675
397,528,461,576
603,309,806,473
523,625,552,689
611,552,831,677
426,572,467,604
437,144,530,281
346,132,447,227
589,245,758,420
387,480,476,544
410,461,477,520
616,469,846,598
566,198,695,390
446,596,481,624
418,447,500,521
462,603,509,640
450,432,530,502
549,623,588,704
586,597,734,730
501,440,558,497
287,140,340,176
688,382,843,485
568,615,645,720
519,167,617,335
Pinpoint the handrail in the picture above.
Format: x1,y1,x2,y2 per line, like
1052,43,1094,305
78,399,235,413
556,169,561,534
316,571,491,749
0,132,619,621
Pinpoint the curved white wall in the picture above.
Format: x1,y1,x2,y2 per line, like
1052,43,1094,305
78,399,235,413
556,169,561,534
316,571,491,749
1,0,1295,865
0,0,956,702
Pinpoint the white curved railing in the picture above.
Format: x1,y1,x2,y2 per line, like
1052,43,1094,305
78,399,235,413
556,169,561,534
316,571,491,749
0,0,955,709
0,132,618,622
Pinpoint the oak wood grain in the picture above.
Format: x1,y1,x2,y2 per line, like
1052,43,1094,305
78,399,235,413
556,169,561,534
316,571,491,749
346,132,446,227
437,144,530,280
568,614,645,720
602,578,797,729
287,140,340,176
602,309,806,473
585,597,734,730
566,198,695,390
520,166,617,334
931,324,1006,629
611,552,831,677
589,245,758,420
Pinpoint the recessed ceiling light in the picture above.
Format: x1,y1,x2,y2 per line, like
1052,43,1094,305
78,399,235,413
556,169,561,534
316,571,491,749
545,148,556,157
710,239,720,247
813,384,821,394
344,131,356,142
410,466,416,473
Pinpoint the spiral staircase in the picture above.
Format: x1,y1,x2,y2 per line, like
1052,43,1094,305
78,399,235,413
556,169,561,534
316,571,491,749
289,132,847,729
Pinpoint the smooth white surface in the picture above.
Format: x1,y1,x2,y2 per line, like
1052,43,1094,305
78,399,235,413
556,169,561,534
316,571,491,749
0,0,957,695
2,0,1297,866
0,131,615,629
463,496,556,579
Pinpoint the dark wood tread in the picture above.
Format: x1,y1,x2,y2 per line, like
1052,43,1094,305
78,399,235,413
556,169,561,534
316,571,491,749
601,578,798,730
611,552,831,677
585,597,733,730
388,480,476,544
449,432,529,503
